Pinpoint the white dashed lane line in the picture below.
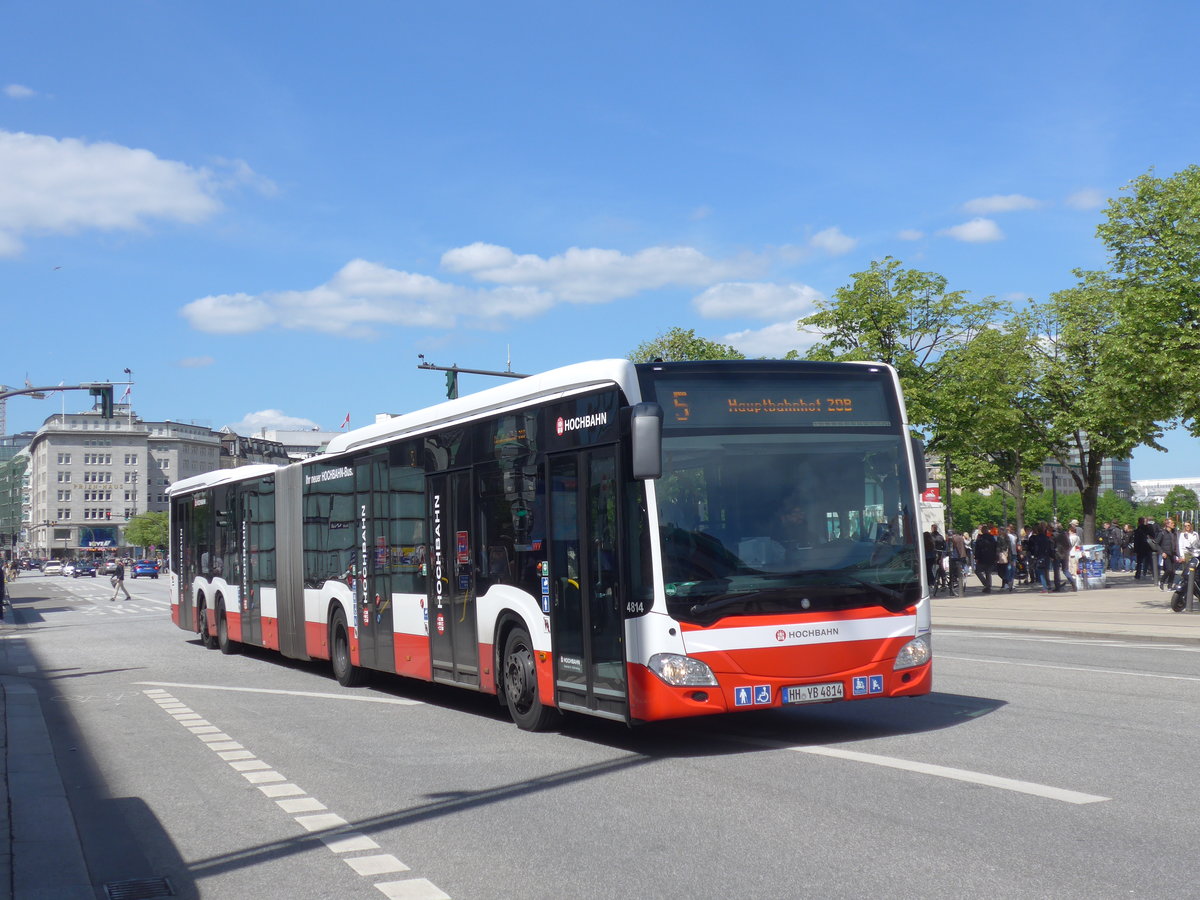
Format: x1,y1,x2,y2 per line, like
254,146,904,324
144,688,450,899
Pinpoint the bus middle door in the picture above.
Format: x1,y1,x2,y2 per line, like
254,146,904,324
426,470,479,686
354,454,394,672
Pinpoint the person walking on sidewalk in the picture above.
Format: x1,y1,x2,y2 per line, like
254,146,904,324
1158,518,1180,590
1054,524,1077,591
1029,523,1054,593
110,560,131,601
974,524,998,593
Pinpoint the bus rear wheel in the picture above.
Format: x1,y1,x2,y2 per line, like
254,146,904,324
502,626,557,731
331,610,368,687
197,597,218,650
217,601,239,655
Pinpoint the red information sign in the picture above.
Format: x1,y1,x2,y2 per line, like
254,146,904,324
921,486,941,502
456,531,469,565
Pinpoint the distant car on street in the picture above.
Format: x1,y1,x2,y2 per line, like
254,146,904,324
102,561,119,575
62,562,76,577
72,561,98,578
42,561,64,576
131,560,159,579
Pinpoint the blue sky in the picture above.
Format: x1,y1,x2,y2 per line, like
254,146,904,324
2,1,1197,480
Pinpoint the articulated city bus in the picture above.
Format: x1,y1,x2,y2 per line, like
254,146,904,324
168,358,932,729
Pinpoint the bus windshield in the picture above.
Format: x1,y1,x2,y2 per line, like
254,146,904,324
655,431,921,623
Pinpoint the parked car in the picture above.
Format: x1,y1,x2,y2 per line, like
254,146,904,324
131,560,159,579
72,561,98,578
42,560,64,576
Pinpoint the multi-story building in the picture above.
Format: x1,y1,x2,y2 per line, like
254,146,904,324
23,407,223,557
0,433,34,558
218,428,293,467
1036,456,1133,499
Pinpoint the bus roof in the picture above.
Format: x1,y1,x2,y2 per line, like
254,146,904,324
322,358,640,457
168,463,279,497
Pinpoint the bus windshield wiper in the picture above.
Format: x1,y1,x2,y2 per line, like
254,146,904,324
688,590,769,618
791,568,915,612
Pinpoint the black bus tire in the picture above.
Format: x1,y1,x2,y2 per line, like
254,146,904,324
331,609,368,687
502,626,557,731
197,596,218,650
217,600,240,655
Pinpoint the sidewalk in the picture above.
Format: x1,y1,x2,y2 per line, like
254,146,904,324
932,569,1200,642
1,606,94,899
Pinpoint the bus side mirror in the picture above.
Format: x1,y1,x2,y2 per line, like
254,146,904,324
631,403,663,480
911,436,927,489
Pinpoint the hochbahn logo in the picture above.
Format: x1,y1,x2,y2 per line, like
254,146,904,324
556,411,608,436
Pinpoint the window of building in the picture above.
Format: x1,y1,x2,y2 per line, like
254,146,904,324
58,453,71,465
57,490,70,502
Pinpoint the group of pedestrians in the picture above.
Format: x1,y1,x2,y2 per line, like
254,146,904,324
1127,517,1200,589
925,517,1200,596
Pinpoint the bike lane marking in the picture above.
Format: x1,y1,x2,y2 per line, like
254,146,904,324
144,688,450,899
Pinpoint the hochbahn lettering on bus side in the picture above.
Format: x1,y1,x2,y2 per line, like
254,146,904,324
555,411,608,436
432,494,443,611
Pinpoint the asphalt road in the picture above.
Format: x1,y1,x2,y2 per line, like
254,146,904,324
8,573,1200,899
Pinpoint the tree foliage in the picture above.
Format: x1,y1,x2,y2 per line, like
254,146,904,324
798,257,1004,426
1162,485,1200,514
629,327,745,363
1096,165,1200,430
125,511,168,551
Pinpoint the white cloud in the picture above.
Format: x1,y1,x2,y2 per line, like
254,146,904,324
0,130,269,256
809,226,857,256
0,130,218,250
441,242,759,303
4,84,35,99
181,256,558,337
690,204,713,220
938,217,1004,243
897,229,924,241
1066,188,1105,210
963,194,1040,214
693,281,822,319
176,356,215,368
226,409,320,435
723,321,818,358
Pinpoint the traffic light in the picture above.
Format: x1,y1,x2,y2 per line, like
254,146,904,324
89,384,114,418
445,368,459,400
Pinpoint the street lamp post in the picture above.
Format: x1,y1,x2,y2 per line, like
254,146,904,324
1052,471,1058,526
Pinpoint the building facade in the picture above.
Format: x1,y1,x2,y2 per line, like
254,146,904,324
23,408,222,557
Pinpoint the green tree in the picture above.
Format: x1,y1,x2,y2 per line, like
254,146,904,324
1162,485,1200,515
125,511,168,552
798,257,1004,426
629,327,745,363
934,324,1050,532
1017,275,1174,542
1096,165,1200,427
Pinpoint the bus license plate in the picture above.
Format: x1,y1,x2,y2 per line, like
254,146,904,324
784,682,844,704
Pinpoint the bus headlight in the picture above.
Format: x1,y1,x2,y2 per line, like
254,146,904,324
649,653,719,686
893,635,931,670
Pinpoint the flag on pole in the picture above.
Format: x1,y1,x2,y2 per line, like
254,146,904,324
339,413,351,429
120,386,132,400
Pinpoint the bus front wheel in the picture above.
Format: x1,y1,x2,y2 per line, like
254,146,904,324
502,627,557,731
331,610,368,687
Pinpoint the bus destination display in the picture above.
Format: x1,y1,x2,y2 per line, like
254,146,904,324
651,374,894,429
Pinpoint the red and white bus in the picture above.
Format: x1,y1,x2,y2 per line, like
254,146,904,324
168,358,931,729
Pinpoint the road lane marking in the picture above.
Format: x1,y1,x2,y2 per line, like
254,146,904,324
938,654,1200,683
137,680,423,705
725,734,1109,804
793,745,1109,804
144,689,451,897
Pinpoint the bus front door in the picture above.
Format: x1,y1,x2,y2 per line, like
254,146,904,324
549,447,628,722
427,471,479,686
